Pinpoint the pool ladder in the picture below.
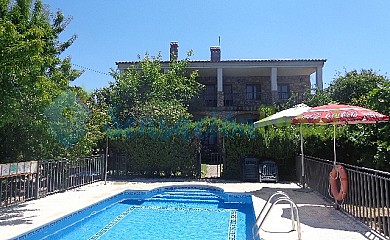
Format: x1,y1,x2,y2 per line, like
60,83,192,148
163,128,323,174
252,191,302,240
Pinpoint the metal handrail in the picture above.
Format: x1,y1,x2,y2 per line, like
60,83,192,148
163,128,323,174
253,191,302,240
252,191,292,233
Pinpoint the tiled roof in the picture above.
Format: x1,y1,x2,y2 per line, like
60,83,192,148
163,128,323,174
115,59,327,64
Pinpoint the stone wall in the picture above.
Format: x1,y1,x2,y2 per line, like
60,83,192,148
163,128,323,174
197,75,310,102
277,75,311,94
193,75,311,121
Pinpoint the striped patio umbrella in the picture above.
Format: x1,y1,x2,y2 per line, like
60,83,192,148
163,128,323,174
292,104,389,165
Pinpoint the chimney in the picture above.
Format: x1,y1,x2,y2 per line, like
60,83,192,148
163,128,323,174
170,41,179,61
210,46,221,62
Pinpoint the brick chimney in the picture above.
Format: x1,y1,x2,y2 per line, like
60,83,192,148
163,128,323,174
210,46,221,62
170,41,179,61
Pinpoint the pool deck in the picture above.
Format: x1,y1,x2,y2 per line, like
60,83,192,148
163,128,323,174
0,179,387,240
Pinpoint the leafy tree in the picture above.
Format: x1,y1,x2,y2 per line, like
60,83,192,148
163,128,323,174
0,86,110,161
0,1,107,162
365,80,390,116
0,0,79,128
106,53,203,128
57,87,110,158
301,69,387,108
258,105,275,119
351,80,390,170
303,88,333,107
300,69,390,171
327,69,388,106
327,69,390,170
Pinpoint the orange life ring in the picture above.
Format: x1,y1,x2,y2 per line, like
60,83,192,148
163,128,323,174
329,165,348,201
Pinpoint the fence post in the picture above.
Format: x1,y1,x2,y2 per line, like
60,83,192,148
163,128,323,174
104,135,109,185
34,161,40,199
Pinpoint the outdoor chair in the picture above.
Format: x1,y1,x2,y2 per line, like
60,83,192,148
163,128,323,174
259,160,279,182
241,156,259,182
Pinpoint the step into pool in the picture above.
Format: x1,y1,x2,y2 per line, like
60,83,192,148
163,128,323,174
14,185,259,240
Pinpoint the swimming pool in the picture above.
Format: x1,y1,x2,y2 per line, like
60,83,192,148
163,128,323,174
14,185,259,240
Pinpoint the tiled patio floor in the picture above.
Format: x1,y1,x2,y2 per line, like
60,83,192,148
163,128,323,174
0,180,386,240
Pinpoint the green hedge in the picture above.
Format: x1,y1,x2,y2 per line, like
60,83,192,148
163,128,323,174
106,117,386,180
108,124,198,177
107,118,300,180
223,126,299,180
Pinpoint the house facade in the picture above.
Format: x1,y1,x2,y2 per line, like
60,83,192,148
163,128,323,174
116,42,326,124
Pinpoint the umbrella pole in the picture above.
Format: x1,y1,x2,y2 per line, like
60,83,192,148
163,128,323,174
295,124,312,192
300,124,305,188
333,123,336,165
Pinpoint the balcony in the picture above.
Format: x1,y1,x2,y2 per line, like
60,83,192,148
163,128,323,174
189,92,306,112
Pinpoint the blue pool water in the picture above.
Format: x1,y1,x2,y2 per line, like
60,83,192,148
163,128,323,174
14,185,259,240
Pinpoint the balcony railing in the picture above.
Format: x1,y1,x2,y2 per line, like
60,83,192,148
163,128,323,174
297,155,390,238
189,92,305,111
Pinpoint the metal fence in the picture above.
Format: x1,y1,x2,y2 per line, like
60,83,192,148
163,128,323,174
297,155,390,238
0,155,105,208
107,154,130,177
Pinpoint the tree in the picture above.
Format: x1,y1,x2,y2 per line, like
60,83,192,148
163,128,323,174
0,1,79,127
307,69,390,171
106,53,203,128
302,88,333,107
0,86,110,161
327,69,388,106
0,1,103,162
355,80,390,171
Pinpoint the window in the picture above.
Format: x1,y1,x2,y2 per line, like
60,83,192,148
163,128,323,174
224,84,233,106
278,84,290,101
246,84,261,100
204,85,217,107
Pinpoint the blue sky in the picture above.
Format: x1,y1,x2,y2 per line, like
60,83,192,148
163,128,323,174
44,0,390,91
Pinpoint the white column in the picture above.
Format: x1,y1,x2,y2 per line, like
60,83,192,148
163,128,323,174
316,66,323,90
217,68,224,107
271,67,278,91
217,68,223,91
271,67,278,102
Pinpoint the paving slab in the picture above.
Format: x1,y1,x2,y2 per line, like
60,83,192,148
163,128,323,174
0,180,386,240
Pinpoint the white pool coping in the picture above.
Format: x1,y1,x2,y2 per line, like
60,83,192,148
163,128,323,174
0,180,386,240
